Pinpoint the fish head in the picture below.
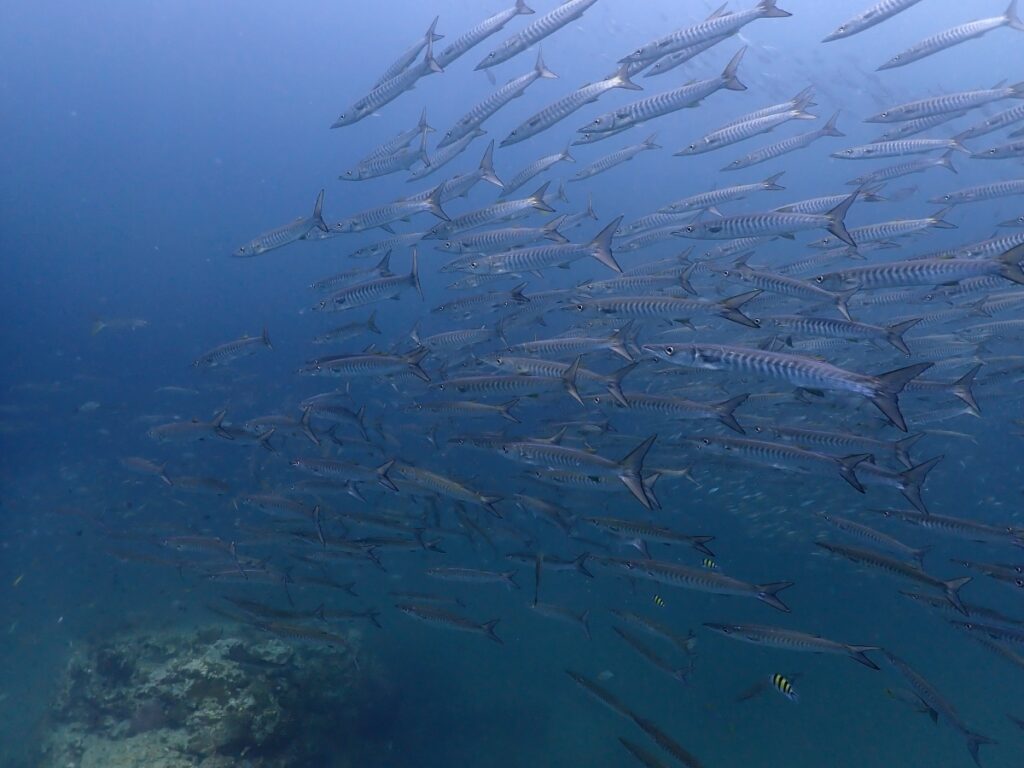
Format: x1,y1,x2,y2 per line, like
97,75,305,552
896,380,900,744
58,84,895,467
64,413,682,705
232,242,255,257
339,167,360,180
640,342,692,365
675,220,704,238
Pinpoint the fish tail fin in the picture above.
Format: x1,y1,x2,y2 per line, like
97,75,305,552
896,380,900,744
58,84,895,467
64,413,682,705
605,361,639,406
618,435,658,509
821,110,844,137
561,143,576,163
425,184,450,221
355,405,368,441
417,107,432,134
714,393,749,434
722,46,748,91
759,0,792,17
607,323,634,362
376,249,393,275
367,309,382,335
588,215,624,272
257,427,277,453
678,256,698,295
792,85,815,110
482,619,503,644
261,326,273,349
894,432,924,469
574,553,594,578
504,571,520,590
755,581,793,612
885,318,920,356
845,645,880,669
376,459,398,491
499,398,520,423
998,243,1024,284
417,129,430,166
580,609,592,640
543,215,569,243
834,286,858,321
825,192,857,247
583,193,597,220
763,171,786,190
562,355,584,406
424,35,443,74
405,345,430,382
870,362,932,432
211,409,230,440
929,207,957,228
953,363,983,414
898,455,944,514
515,0,535,15
425,15,443,42
718,289,763,328
312,189,328,232
643,133,661,150
837,453,872,493
530,181,556,212
944,575,972,616
299,407,320,446
1006,0,1024,30
366,609,383,629
479,140,503,188
938,150,958,173
692,535,716,557
409,248,423,300
613,62,643,91
912,544,933,568
643,471,662,510
535,47,557,79
966,731,996,766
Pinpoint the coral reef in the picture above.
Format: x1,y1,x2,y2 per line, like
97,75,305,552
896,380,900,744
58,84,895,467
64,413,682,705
38,624,387,767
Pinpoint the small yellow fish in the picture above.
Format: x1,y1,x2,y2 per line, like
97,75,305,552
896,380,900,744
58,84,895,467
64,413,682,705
702,558,717,570
653,595,665,608
772,673,799,702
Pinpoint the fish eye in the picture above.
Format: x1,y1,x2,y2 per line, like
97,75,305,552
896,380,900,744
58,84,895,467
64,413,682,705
688,144,696,151
814,275,824,283
685,225,695,233
470,261,478,268
880,111,888,118
665,346,674,355
701,438,710,446
576,304,584,311
722,270,730,276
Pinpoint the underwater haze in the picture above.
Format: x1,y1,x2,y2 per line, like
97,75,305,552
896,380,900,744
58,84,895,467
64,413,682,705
3,0,1024,766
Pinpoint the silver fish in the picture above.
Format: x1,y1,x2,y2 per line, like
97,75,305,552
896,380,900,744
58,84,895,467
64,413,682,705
823,0,926,42
435,0,534,70
643,342,931,431
475,0,599,70
877,2,1024,70
440,50,557,148
723,111,844,170
233,190,328,256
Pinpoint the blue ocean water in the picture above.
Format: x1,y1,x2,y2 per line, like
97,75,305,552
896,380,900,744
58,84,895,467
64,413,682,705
2,0,1024,766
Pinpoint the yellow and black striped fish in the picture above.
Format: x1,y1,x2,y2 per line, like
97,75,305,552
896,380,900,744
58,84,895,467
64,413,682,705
771,673,799,702
652,594,666,608
701,558,717,570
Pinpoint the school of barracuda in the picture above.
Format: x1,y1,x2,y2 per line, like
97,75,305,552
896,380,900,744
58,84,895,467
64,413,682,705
116,0,1024,765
